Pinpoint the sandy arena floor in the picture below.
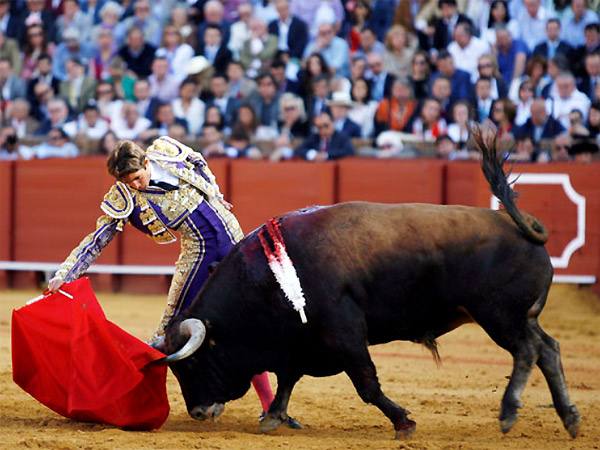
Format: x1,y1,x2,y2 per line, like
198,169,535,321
0,283,598,450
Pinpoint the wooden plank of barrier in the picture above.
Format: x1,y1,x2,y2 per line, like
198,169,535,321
337,158,446,204
229,160,336,233
446,161,600,281
0,161,14,288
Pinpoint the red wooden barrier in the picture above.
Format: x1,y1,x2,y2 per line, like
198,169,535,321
447,161,600,282
0,161,14,288
337,158,446,204
229,160,336,233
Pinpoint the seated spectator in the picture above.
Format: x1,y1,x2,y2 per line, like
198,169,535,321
27,54,60,106
117,27,156,79
52,27,95,82
0,126,20,160
89,25,118,82
198,24,232,76
0,29,22,78
278,92,310,138
114,0,162,48
480,0,511,46
561,0,600,49
349,55,368,86
551,72,592,129
56,0,92,44
99,130,118,155
472,76,495,123
30,80,56,122
348,76,379,138
148,55,181,104
0,0,19,41
63,101,110,140
90,2,123,44
58,57,98,114
514,79,535,127
435,133,478,160
408,50,432,100
374,77,418,135
446,100,474,150
204,105,228,135
475,53,509,100
225,125,264,159
201,122,227,157
170,4,197,51
167,123,190,143
270,57,299,95
448,22,491,82
514,97,565,141
359,130,418,158
205,73,239,129
567,109,590,137
366,52,395,102
148,102,189,137
35,97,72,135
226,60,257,100
0,57,26,101
586,100,600,137
507,0,554,53
94,81,123,123
2,99,39,138
541,53,570,98
345,0,371,53
327,91,362,139
172,78,205,138
110,100,152,139
382,25,415,78
303,21,350,78
430,50,471,106
430,76,452,119
552,133,572,161
106,56,136,102
355,27,386,59
577,52,600,101
296,53,330,98
508,55,551,101
428,0,472,52
409,97,447,141
268,132,295,162
228,2,252,60
305,74,332,126
294,110,355,161
269,0,309,61
133,78,159,123
158,24,194,82
491,97,517,141
506,133,550,163
568,137,599,163
20,127,79,160
241,18,279,79
21,0,57,43
532,18,572,61
196,0,231,58
494,25,528,84
572,23,600,79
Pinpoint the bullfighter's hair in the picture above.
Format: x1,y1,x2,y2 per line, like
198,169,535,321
106,140,147,180
472,126,549,245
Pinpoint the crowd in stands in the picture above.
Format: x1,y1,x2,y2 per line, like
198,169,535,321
0,0,600,163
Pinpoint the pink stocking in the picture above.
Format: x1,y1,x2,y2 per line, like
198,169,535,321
251,371,274,412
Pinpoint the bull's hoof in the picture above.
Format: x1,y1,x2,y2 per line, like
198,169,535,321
563,405,581,439
499,412,518,434
394,420,416,439
258,412,303,433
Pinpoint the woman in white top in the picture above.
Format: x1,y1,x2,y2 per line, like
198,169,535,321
157,24,195,82
383,25,416,78
347,77,379,138
513,78,535,127
446,100,474,150
172,79,205,138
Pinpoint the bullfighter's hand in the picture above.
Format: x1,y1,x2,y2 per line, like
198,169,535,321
48,277,64,293
219,197,233,210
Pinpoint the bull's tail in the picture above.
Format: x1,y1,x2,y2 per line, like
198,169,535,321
472,127,548,245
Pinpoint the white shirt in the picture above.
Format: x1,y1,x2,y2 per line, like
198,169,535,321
110,116,152,140
63,116,110,139
149,160,179,187
508,6,556,52
448,37,491,82
172,97,205,137
551,89,592,129
277,18,292,51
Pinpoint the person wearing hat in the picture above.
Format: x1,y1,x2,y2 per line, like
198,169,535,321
58,56,98,114
569,137,600,163
52,27,95,81
327,91,362,139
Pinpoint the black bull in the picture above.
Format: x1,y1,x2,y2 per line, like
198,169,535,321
157,136,581,439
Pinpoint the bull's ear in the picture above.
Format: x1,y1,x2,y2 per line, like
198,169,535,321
207,262,219,274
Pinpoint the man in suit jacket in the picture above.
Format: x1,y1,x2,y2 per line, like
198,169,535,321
204,73,239,128
295,111,355,161
366,52,395,102
431,0,472,51
328,91,362,139
2,98,39,137
18,0,57,43
514,98,565,141
27,53,60,106
196,0,231,57
533,18,572,61
0,0,20,40
197,24,232,75
431,50,471,106
577,52,600,100
0,57,26,101
58,57,98,114
133,78,159,123
268,0,308,60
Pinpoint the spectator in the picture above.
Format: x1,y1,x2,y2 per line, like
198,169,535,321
27,53,60,106
553,133,572,161
368,0,397,43
514,78,535,126
448,22,491,82
269,0,309,61
198,24,233,77
20,24,55,81
89,25,118,82
305,74,331,125
110,100,152,139
345,0,371,53
225,125,264,159
228,2,252,60
586,100,600,137
514,97,565,141
368,130,418,158
204,105,228,135
247,73,281,139
473,76,495,123
172,78,205,138
348,76,379,138
480,0,510,46
541,53,570,98
491,97,517,140
294,110,355,161
475,53,509,100
431,50,471,106
52,27,95,82
58,57,98,114
63,101,110,140
428,0,473,52
278,92,310,138
494,25,528,84
303,21,350,78
577,52,600,100
374,77,418,134
201,122,227,157
430,76,452,119
506,132,550,163
270,58,299,95
567,109,590,137
349,55,368,84
90,2,123,44
508,54,551,101
148,101,189,137
56,0,92,43
0,57,27,102
170,4,197,51
241,18,279,79
205,73,239,129
561,0,600,49
532,18,572,61
568,138,599,162
158,24,195,82
0,126,20,160
36,97,71,135
366,52,395,102
20,0,57,43
226,60,257,99
0,29,21,77
117,27,156,79
20,126,79,160
551,72,592,128
435,133,472,159
133,78,158,123
356,27,386,59
572,23,600,78
446,100,473,149
268,132,295,162
393,0,437,43
196,1,231,57
382,25,415,78
327,91,362,139
148,56,181,104
114,0,162,48
106,56,136,102
296,53,330,98
508,0,556,52
3,99,39,137
0,0,19,41
95,80,123,123
409,97,447,141
30,80,56,122
231,102,258,140
408,50,432,100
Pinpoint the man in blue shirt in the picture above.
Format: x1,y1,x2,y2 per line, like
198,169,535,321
303,22,350,78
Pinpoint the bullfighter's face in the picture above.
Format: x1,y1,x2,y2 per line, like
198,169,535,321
121,158,151,191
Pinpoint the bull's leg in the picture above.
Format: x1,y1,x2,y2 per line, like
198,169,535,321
344,347,416,439
258,372,302,433
532,321,581,438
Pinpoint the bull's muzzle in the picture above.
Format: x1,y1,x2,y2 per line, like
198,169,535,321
189,403,225,421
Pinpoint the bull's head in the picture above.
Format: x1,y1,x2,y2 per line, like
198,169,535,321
154,317,253,422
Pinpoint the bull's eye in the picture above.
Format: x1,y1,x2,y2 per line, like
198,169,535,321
209,339,216,347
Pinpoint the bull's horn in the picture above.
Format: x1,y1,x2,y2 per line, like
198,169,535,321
162,318,206,363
